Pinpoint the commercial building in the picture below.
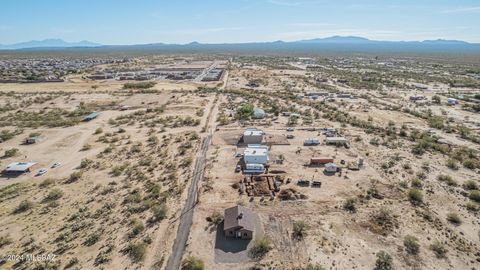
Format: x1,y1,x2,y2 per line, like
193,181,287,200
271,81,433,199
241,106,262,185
224,205,255,240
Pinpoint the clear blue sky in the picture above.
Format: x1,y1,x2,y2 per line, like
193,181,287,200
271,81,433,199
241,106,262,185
1,0,479,44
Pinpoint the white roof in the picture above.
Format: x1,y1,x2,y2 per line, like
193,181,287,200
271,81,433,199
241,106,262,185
244,130,263,136
5,162,36,171
244,147,268,156
326,137,346,141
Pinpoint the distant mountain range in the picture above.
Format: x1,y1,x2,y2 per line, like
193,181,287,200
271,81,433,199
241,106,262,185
0,39,101,49
1,36,479,54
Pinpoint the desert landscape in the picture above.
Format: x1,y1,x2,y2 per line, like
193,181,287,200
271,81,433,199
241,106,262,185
0,52,479,270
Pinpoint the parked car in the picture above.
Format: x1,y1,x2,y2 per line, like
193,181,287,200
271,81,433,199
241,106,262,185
235,165,242,173
36,168,48,176
235,153,243,158
286,127,294,132
51,162,61,168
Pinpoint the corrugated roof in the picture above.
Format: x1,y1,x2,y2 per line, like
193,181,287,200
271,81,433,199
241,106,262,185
5,162,36,172
224,205,255,232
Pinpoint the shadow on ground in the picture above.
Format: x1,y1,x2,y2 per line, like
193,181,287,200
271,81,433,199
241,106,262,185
214,214,263,264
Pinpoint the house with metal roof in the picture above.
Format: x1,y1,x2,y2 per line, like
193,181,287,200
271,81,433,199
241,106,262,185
224,205,254,240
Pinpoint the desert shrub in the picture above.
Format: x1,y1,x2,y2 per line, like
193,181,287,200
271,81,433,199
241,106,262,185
65,257,79,269
403,235,420,255
343,198,356,212
430,241,447,258
39,178,55,188
123,81,156,89
305,264,326,270
466,202,479,212
94,128,103,134
469,190,480,202
374,250,393,270
3,148,18,158
79,158,93,169
150,203,168,223
250,236,272,258
44,188,63,201
292,220,308,240
408,188,423,205
0,234,12,248
446,212,461,225
411,179,423,189
67,171,83,183
437,174,457,186
14,199,34,213
181,256,204,270
206,211,223,225
129,219,145,238
463,180,478,191
84,230,102,246
446,159,459,170
81,144,92,151
124,242,147,262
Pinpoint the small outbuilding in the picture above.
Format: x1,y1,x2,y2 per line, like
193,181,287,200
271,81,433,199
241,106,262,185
83,112,99,122
447,98,458,105
304,138,320,146
310,157,334,166
324,163,338,173
224,205,255,240
325,137,347,145
243,128,264,144
3,162,36,174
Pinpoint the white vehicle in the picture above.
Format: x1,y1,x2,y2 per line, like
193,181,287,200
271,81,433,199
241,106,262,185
51,162,61,168
36,168,48,176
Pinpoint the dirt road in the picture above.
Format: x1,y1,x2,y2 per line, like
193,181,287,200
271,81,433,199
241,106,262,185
164,97,218,270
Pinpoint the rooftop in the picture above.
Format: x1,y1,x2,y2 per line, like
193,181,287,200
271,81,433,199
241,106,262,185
244,147,268,156
5,162,36,172
224,205,255,232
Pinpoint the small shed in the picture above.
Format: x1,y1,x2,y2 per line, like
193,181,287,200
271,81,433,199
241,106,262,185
324,163,337,173
325,137,347,145
447,98,458,105
310,157,334,166
83,112,99,122
224,205,255,240
4,162,36,174
304,138,320,146
243,129,264,144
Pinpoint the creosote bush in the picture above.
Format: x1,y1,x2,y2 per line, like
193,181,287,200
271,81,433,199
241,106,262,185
403,235,420,255
181,256,205,270
430,241,447,258
374,250,393,270
408,188,423,205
